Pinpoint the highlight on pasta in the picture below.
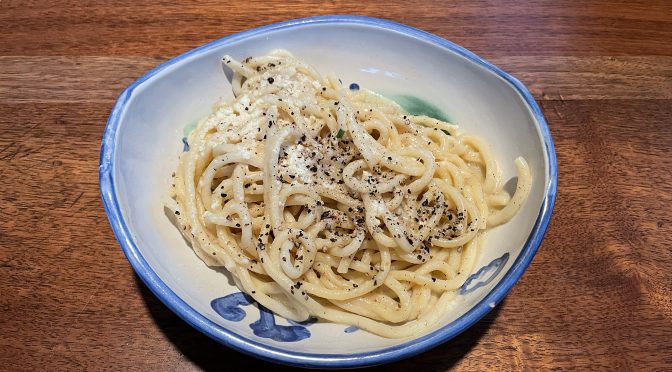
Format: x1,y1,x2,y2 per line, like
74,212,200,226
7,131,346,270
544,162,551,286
165,50,532,338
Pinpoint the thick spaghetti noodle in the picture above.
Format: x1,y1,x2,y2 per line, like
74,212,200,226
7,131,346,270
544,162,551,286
166,50,532,338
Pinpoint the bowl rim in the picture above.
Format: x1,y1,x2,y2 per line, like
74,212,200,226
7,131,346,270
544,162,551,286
99,14,558,368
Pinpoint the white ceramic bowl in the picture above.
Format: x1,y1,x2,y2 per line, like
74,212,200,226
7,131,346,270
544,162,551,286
100,15,557,368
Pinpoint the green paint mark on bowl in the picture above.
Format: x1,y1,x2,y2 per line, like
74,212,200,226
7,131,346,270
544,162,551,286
387,94,451,123
183,120,198,137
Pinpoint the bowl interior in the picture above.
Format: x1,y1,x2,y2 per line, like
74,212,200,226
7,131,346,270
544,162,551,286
108,19,551,358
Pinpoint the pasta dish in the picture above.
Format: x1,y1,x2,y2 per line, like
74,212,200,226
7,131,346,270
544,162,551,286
166,50,531,338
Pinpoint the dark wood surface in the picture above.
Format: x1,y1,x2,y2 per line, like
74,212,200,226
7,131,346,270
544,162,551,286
1,1,671,370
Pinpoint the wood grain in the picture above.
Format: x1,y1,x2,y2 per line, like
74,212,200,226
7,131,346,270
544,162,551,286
2,0,672,57
1,1,671,370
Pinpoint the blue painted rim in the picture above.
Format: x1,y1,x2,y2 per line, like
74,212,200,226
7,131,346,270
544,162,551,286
99,15,558,369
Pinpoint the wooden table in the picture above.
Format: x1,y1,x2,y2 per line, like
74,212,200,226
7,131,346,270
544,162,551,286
2,1,671,370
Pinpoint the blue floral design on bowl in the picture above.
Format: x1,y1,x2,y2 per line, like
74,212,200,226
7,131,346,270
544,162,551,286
211,292,312,342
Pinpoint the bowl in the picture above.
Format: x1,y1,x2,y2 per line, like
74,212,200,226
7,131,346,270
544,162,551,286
100,15,557,368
